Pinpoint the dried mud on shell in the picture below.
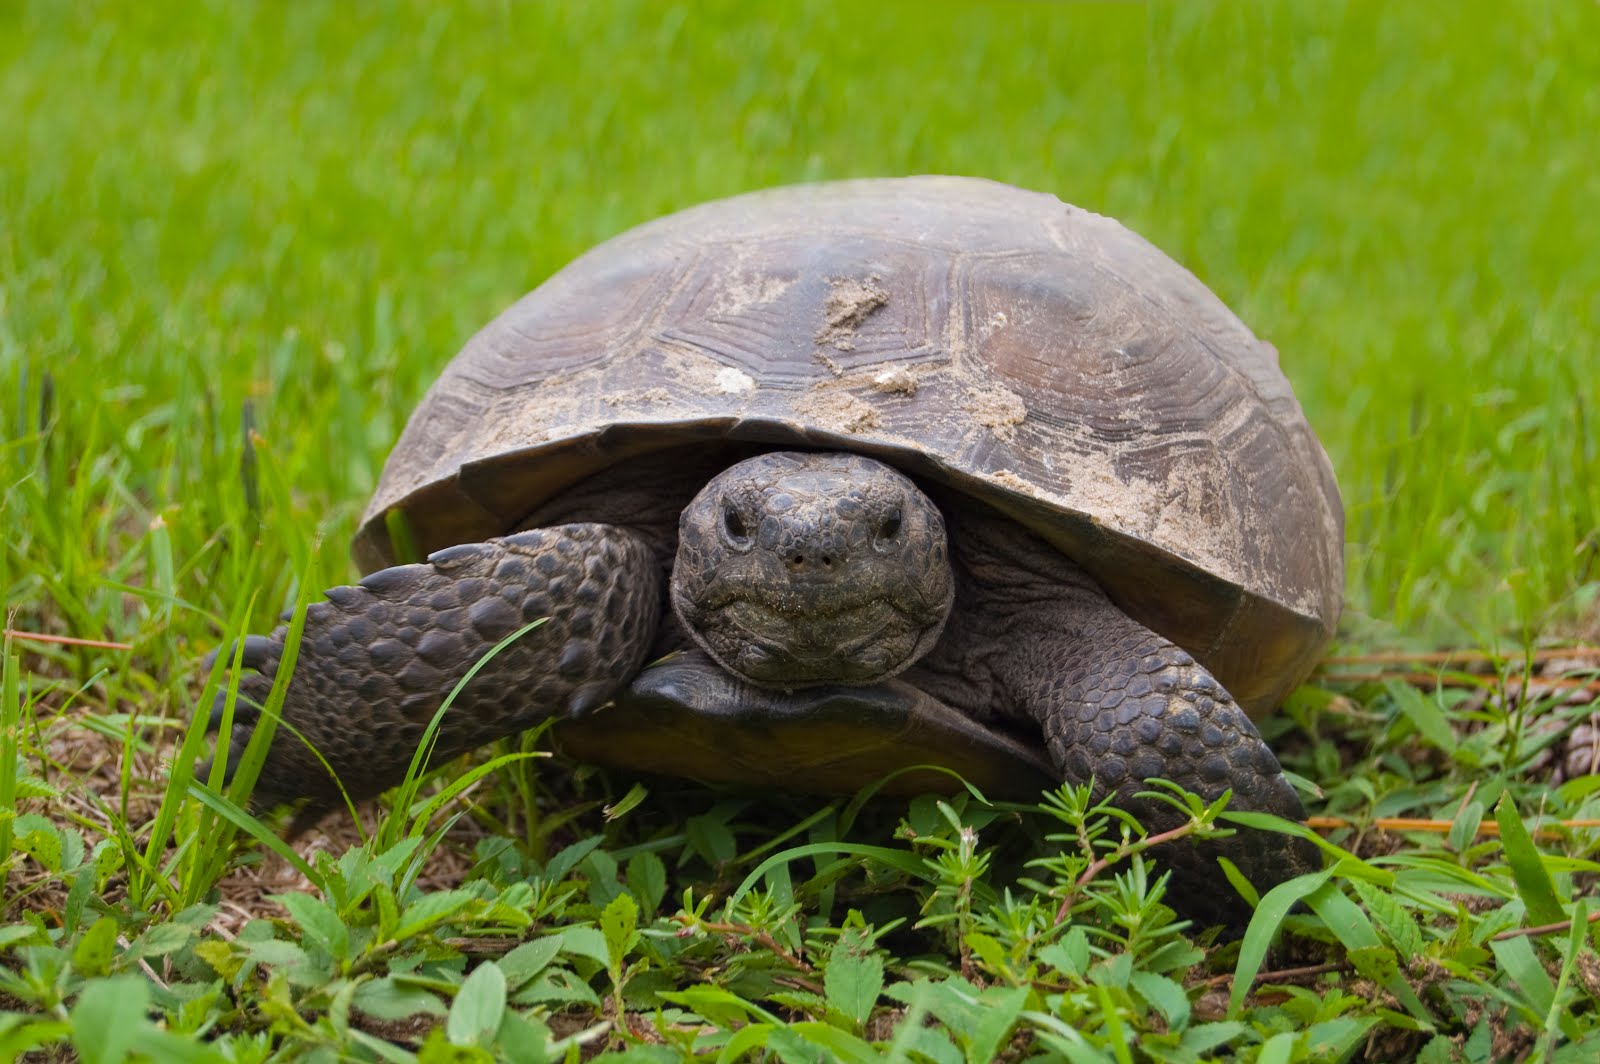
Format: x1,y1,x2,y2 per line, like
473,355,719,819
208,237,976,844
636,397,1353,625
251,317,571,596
814,275,890,350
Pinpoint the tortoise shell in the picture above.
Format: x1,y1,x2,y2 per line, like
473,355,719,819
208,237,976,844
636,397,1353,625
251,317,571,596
354,176,1343,719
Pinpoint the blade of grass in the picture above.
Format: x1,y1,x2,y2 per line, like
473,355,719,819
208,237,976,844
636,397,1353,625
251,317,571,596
0,646,21,899
1494,793,1567,926
375,617,548,853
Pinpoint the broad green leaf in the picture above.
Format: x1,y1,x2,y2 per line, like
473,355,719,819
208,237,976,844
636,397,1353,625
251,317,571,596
1305,1016,1381,1060
495,1011,555,1064
1490,934,1556,1017
545,836,605,882
580,848,623,908
963,932,1011,978
968,986,1029,1064
1025,1010,1117,1063
1416,1034,1458,1064
769,988,828,1016
354,977,448,1022
1350,879,1425,959
499,936,563,990
1039,926,1091,979
273,891,350,962
242,936,313,968
1179,1022,1249,1055
1130,970,1190,1032
897,1025,963,1064
657,985,780,1027
1347,944,1401,984
1386,679,1458,755
195,939,242,981
626,851,668,917
129,1026,234,1064
69,975,149,1064
12,814,63,873
394,888,476,940
880,983,955,1064
559,925,612,968
786,1021,882,1064
600,891,639,970
513,967,601,1008
1257,1031,1295,1064
886,976,980,1043
344,1028,431,1062
685,807,739,866
0,925,42,950
1495,793,1566,926
71,916,118,978
1464,1015,1494,1062
0,1019,73,1062
129,920,195,960
1143,938,1206,976
1091,951,1134,992
1555,774,1600,805
418,1025,495,1062
824,948,883,1029
447,962,507,1047
590,1048,682,1063
717,1022,776,1063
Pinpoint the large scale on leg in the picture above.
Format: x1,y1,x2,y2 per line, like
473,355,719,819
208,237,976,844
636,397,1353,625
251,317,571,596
212,176,1343,925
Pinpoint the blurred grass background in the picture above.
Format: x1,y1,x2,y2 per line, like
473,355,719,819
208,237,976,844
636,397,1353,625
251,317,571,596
3,0,1597,664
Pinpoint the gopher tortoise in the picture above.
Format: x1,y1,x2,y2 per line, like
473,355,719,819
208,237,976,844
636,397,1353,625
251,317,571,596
214,176,1342,919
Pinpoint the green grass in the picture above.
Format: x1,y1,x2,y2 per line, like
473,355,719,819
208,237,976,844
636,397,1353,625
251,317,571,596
3,1,1599,1060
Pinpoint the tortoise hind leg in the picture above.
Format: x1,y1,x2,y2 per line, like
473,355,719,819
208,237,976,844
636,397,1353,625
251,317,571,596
209,523,661,818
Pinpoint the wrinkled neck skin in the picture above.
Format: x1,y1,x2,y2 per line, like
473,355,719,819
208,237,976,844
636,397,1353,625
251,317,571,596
671,451,955,690
899,502,1106,721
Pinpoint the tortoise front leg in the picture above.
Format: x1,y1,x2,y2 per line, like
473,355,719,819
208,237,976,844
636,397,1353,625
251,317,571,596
998,584,1320,923
209,523,661,817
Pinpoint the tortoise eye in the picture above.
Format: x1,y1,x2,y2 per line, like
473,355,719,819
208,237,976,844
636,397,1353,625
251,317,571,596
722,504,750,543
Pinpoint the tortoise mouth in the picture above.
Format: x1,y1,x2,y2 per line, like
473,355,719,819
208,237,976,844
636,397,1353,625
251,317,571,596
693,597,946,689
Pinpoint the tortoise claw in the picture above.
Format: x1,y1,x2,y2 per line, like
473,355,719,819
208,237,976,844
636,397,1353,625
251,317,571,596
235,633,278,670
206,672,272,732
204,633,277,672
204,634,281,732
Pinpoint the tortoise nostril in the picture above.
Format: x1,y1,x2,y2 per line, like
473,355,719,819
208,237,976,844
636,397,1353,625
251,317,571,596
785,552,835,572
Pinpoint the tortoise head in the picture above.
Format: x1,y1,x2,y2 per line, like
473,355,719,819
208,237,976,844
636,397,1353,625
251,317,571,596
671,451,954,689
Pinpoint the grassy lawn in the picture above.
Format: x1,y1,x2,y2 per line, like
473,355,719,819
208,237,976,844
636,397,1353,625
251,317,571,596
3,1,1598,1060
